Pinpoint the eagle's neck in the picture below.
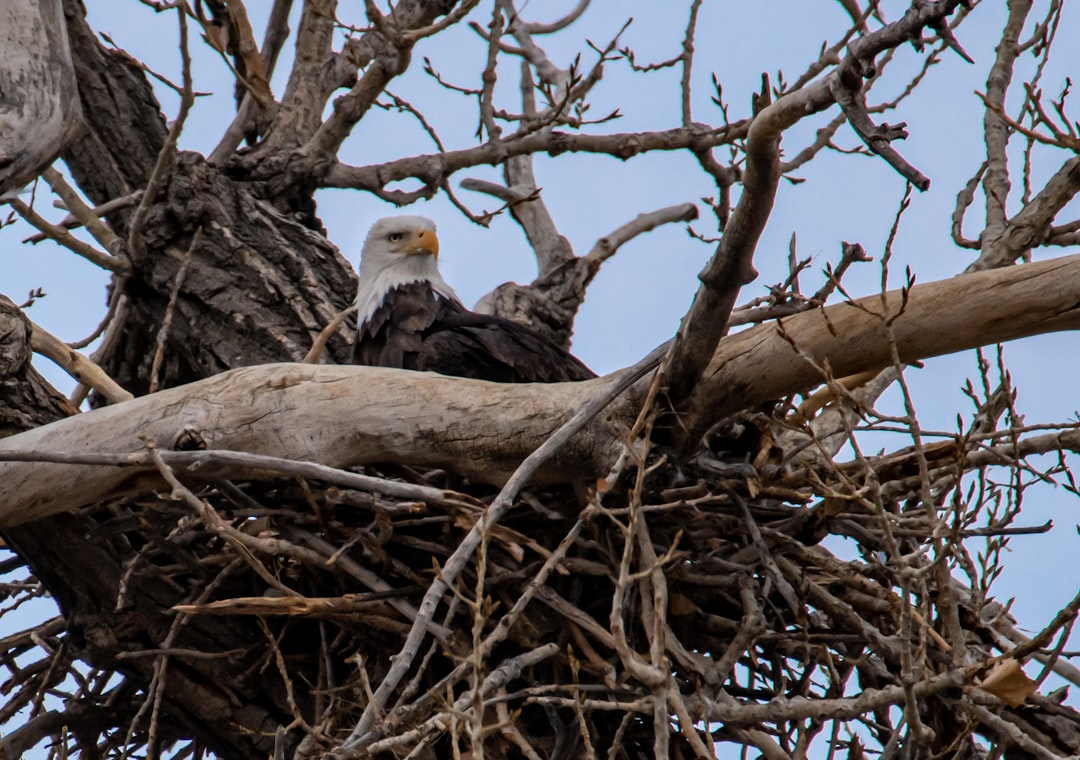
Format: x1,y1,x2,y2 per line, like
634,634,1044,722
355,256,461,326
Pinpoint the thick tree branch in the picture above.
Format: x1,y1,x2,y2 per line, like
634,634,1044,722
500,63,574,275
3,249,1080,528
681,250,1080,446
207,0,293,163
0,364,624,527
260,0,338,152
665,0,968,434
978,0,1032,263
971,155,1080,270
300,1,481,174
303,51,408,168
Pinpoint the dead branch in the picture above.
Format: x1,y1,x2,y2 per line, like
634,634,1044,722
3,249,1080,528
976,2,1032,267
584,204,699,265
663,0,969,428
675,249,1080,448
324,123,742,196
0,0,83,196
970,155,1080,270
7,197,128,274
207,0,292,162
28,321,133,404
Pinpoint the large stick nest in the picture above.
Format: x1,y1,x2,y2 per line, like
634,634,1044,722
4,392,1080,759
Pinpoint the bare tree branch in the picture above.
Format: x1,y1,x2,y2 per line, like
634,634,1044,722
28,321,133,404
666,0,969,442
7,197,128,274
4,248,1080,528
325,123,741,194
208,0,293,163
977,0,1032,265
679,248,1080,447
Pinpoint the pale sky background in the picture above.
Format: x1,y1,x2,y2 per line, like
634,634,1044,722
3,0,1080,731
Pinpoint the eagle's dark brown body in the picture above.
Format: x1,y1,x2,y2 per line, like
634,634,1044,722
353,281,595,383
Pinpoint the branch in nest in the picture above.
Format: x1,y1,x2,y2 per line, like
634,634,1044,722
303,305,357,364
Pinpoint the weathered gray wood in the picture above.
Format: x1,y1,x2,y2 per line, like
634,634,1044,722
0,0,82,195
0,363,620,526
3,250,1080,528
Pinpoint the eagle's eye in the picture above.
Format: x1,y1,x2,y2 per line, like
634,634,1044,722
387,232,404,243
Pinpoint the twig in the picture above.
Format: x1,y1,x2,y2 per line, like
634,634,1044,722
128,2,196,258
67,279,127,350
303,305,356,364
7,198,128,274
258,618,315,733
149,227,202,393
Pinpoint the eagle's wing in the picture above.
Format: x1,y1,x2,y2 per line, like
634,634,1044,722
354,282,595,382
353,281,441,369
418,304,596,383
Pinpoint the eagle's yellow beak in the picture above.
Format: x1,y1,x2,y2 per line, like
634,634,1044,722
404,228,440,258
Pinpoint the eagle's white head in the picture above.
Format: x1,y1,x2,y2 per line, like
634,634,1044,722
356,215,461,324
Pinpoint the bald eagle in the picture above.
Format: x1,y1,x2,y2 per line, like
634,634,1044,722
352,216,595,382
